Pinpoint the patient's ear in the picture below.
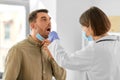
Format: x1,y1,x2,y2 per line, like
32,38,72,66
30,22,35,29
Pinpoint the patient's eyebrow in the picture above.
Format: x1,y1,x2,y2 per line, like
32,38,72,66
41,16,51,20
41,16,46,19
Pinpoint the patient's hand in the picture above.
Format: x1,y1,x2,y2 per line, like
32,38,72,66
42,39,53,58
42,39,51,46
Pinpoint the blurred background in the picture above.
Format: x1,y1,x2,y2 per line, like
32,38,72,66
0,0,120,80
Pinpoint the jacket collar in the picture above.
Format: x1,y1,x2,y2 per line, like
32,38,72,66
27,35,43,47
95,35,119,43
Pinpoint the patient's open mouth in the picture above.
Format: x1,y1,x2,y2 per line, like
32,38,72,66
47,28,51,32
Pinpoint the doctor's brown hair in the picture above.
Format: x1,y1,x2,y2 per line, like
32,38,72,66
79,6,111,36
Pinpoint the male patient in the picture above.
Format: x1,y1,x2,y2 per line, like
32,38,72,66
3,9,66,80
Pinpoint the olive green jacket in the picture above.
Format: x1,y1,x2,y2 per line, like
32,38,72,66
3,35,66,80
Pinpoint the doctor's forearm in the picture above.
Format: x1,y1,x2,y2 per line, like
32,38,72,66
55,44,79,70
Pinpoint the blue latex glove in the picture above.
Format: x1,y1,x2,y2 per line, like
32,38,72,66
48,31,60,42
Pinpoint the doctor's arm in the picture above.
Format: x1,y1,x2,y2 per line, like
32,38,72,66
48,40,94,71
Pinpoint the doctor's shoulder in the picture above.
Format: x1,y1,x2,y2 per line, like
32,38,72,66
80,41,95,53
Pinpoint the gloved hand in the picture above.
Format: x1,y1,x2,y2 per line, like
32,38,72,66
48,31,60,42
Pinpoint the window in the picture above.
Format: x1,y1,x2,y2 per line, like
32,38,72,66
0,0,29,76
4,21,12,40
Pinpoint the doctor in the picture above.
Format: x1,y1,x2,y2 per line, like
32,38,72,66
44,6,120,80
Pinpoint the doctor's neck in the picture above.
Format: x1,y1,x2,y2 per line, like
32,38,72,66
93,33,108,40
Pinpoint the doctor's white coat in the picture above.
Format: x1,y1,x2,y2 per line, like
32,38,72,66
48,35,120,80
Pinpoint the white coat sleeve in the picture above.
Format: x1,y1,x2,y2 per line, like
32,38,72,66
48,40,94,71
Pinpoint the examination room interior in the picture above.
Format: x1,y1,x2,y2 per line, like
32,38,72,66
0,0,120,80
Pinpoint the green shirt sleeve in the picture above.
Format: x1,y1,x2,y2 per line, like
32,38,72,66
3,46,22,80
49,58,66,80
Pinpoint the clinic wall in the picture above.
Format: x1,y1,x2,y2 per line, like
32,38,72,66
92,0,120,16
56,0,92,52
56,0,92,80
